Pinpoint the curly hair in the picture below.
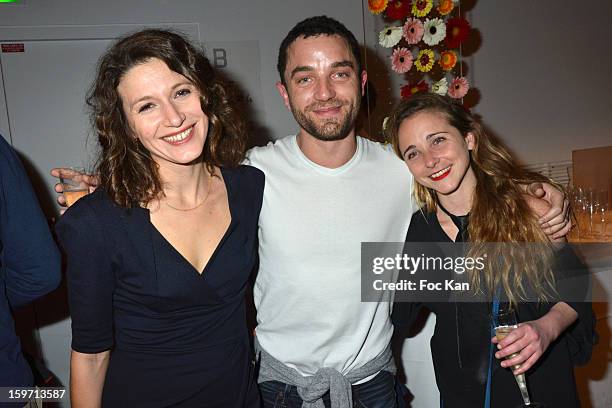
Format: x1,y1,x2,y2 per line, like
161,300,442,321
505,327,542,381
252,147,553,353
386,93,557,305
87,29,246,207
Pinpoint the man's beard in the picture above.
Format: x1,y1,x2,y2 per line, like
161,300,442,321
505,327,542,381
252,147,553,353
291,99,359,142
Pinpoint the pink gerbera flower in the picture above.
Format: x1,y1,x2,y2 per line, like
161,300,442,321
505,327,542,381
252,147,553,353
403,18,424,44
448,76,469,99
391,47,413,73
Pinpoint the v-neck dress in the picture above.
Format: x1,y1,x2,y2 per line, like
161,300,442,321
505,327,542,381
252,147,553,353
56,165,263,407
393,209,595,408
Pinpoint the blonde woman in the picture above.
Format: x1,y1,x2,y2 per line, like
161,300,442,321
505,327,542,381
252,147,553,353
387,93,594,408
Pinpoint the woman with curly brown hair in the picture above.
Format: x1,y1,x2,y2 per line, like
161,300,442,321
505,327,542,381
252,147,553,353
387,93,594,407
55,29,262,407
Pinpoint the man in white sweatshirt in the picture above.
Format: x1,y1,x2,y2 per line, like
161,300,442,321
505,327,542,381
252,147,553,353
248,16,413,408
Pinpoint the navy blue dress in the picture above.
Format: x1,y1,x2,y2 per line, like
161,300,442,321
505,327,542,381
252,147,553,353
56,165,263,407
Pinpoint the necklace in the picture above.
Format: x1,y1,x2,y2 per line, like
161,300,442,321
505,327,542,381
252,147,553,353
164,168,213,212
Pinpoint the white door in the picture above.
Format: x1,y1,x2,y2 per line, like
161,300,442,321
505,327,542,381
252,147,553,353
1,38,111,214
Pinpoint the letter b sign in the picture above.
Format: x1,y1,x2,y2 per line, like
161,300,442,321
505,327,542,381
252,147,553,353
213,48,227,68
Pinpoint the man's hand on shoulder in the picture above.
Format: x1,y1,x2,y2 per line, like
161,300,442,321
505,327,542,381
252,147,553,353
524,182,571,241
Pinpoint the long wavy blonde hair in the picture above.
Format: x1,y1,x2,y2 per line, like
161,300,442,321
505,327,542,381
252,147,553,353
386,93,556,305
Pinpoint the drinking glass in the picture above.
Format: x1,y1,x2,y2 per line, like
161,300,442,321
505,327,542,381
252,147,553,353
493,308,544,407
596,190,609,236
57,167,89,207
587,189,599,234
571,187,587,239
568,186,583,240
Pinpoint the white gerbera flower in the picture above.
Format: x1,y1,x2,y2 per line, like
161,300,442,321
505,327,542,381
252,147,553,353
432,78,448,95
422,18,446,46
379,26,403,48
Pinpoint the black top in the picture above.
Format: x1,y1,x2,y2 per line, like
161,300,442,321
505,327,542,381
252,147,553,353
56,165,263,408
393,209,595,408
0,135,60,401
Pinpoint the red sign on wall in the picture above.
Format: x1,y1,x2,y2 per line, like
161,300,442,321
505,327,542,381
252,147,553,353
1,43,25,53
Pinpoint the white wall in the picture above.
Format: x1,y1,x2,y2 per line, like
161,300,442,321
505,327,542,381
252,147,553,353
468,0,612,164
0,0,367,145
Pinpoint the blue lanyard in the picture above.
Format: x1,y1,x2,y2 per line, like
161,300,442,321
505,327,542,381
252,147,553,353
440,296,499,408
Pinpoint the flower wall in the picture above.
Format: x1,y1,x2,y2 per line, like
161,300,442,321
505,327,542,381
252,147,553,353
368,0,473,102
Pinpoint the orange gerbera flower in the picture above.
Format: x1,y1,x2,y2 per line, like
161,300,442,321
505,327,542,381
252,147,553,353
439,50,457,71
368,0,389,14
437,0,454,16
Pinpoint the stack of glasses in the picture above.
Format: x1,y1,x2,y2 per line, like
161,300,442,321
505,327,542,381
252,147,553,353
568,187,610,241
